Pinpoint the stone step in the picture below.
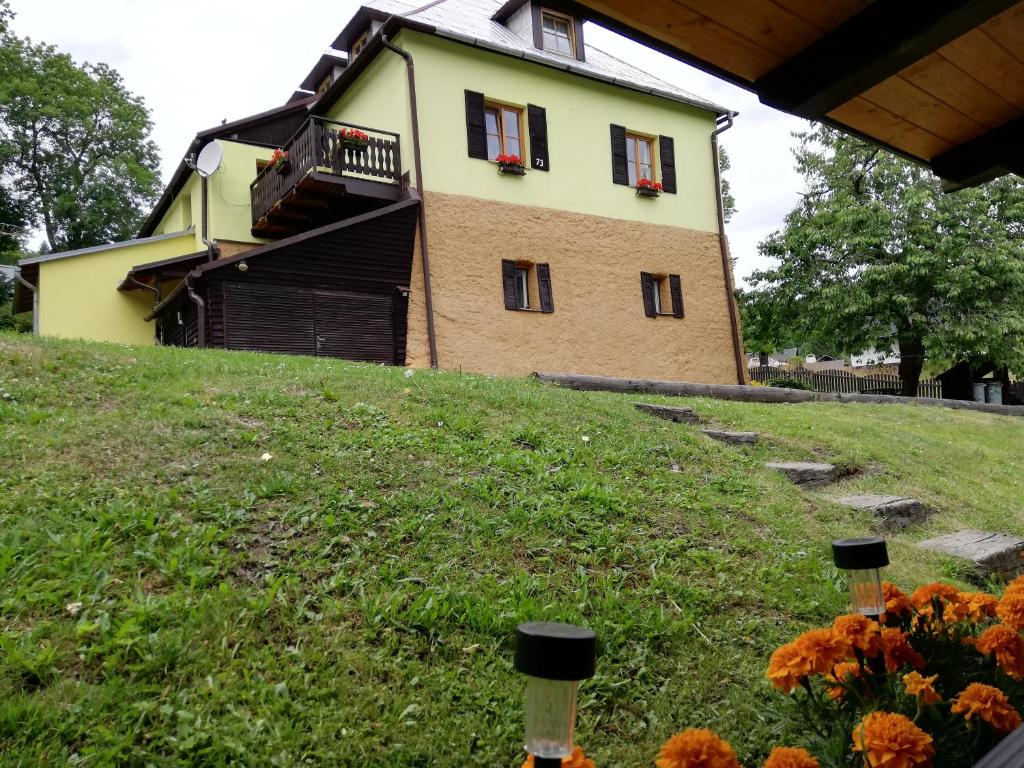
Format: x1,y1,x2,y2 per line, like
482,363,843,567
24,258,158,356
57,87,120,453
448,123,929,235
633,402,700,424
917,530,1024,579
833,494,931,530
702,428,758,446
765,461,837,488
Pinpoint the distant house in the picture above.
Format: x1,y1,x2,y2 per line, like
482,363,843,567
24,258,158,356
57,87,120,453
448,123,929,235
851,345,901,368
14,0,746,384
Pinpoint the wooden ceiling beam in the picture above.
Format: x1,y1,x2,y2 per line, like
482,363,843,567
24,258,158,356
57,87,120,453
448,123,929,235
931,114,1024,189
755,0,1022,118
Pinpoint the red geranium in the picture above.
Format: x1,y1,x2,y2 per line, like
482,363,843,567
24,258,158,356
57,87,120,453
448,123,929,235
637,177,663,191
268,149,288,168
340,128,369,142
495,153,524,166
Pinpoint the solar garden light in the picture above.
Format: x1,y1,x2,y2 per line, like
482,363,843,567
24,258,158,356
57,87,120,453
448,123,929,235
515,621,596,768
832,536,889,619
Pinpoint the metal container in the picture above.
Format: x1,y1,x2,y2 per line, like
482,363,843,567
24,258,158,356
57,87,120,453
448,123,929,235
973,383,987,402
986,382,1004,405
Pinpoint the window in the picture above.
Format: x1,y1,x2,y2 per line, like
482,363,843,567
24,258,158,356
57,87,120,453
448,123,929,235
484,103,523,160
626,133,655,187
641,272,684,318
503,260,554,313
351,31,369,59
514,267,529,309
541,10,575,56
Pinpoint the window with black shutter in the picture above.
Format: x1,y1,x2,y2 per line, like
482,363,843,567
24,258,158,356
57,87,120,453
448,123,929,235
659,135,677,194
642,272,685,318
502,260,554,313
527,104,549,171
465,90,489,160
610,124,629,185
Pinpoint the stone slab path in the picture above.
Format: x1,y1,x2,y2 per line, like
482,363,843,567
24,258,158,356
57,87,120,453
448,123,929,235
702,428,758,446
765,461,837,488
917,530,1024,578
633,402,701,424
834,494,931,530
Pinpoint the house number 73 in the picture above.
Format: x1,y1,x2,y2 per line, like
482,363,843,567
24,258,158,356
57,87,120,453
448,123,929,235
534,158,544,168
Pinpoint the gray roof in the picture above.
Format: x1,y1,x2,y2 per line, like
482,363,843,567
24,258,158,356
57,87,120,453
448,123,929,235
362,0,731,116
18,229,194,267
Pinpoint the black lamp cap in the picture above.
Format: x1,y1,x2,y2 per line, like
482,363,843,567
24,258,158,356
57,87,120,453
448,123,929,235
515,622,596,681
832,537,889,570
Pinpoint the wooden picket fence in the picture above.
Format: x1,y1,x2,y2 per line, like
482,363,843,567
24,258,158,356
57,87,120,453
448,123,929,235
748,366,944,398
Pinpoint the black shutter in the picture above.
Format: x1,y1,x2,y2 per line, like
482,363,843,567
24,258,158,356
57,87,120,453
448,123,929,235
573,17,586,61
610,124,628,185
465,90,488,160
659,135,677,194
502,259,517,310
537,263,554,313
641,272,657,318
527,105,549,172
531,4,544,49
669,274,684,318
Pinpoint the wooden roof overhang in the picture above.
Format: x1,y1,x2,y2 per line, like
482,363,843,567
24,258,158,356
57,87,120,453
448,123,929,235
117,249,214,293
554,0,1024,189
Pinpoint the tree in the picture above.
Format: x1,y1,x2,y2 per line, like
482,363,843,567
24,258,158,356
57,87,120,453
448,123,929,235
719,145,736,223
740,125,1024,395
0,13,161,252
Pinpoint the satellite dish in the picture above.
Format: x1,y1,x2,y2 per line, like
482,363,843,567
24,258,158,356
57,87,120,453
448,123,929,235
195,141,223,178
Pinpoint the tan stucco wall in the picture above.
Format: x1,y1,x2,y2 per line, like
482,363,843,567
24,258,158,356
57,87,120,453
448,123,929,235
405,192,741,383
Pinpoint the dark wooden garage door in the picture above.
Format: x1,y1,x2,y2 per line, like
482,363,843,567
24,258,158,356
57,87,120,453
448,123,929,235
313,289,396,364
222,282,396,363
223,282,316,355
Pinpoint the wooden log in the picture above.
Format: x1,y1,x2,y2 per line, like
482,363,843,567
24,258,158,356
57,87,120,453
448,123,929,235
533,372,1024,417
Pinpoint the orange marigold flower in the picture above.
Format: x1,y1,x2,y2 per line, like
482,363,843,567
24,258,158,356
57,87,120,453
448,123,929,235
791,628,851,676
851,712,934,768
951,683,1022,734
767,643,806,693
824,661,861,701
883,581,913,623
880,627,926,672
960,592,998,621
910,582,968,622
763,746,819,768
522,747,595,768
975,625,1024,682
997,592,1024,632
1004,575,1024,598
833,614,882,656
656,729,740,768
903,672,941,705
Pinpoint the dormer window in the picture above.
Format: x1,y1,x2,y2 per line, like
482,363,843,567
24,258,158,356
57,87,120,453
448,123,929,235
541,9,575,56
351,31,369,59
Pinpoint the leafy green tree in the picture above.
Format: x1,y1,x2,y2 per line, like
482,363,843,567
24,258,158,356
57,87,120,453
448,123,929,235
0,8,161,252
719,145,736,223
740,125,1024,395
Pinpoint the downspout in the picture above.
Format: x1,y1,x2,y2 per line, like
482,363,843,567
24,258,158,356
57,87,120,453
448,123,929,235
711,112,746,385
382,28,439,369
200,176,215,262
14,272,38,335
184,273,207,348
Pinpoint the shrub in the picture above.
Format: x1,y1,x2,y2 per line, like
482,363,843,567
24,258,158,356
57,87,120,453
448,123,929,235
766,377,812,391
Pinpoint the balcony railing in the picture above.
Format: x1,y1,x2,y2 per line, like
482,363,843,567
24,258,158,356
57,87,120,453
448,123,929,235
250,117,402,227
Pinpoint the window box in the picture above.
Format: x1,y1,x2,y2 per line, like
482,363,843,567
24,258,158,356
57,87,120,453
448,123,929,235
268,149,290,175
496,154,526,175
340,128,370,153
636,178,663,197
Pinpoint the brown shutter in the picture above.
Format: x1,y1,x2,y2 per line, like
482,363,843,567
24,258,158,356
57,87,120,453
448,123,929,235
537,263,554,313
527,105,549,172
573,17,586,61
502,259,517,310
641,272,657,317
669,274,684,318
610,124,628,185
659,135,677,194
465,90,488,160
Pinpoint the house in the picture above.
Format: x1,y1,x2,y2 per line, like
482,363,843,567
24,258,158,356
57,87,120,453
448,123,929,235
15,0,745,383
851,346,901,369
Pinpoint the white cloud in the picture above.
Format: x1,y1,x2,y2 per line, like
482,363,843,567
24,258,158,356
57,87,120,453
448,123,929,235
9,1,805,279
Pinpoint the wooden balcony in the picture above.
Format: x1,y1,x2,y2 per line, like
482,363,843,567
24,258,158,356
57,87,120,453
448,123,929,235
250,117,403,238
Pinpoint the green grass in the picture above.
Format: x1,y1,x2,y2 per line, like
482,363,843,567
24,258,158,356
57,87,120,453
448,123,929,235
1,334,1022,767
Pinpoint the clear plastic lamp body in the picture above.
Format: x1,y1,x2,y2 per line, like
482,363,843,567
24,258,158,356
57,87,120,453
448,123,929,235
524,676,578,759
849,567,885,616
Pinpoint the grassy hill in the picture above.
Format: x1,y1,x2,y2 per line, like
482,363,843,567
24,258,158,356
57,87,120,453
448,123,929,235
1,334,1022,766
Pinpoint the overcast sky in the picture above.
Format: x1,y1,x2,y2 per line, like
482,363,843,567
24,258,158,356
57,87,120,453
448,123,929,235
9,0,811,283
